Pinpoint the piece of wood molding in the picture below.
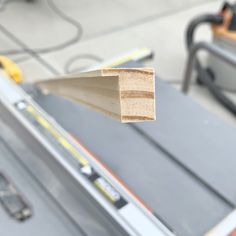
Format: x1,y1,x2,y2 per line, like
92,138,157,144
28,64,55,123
35,68,156,123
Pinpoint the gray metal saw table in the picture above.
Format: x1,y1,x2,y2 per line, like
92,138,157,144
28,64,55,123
0,62,236,235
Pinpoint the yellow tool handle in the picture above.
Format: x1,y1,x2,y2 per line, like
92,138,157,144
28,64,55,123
0,56,23,83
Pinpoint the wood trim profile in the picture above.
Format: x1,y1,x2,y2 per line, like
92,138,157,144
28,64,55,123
35,68,156,123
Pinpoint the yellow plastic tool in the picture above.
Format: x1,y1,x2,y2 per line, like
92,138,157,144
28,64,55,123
0,56,23,83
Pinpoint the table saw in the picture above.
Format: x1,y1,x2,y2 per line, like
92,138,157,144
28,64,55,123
0,62,236,236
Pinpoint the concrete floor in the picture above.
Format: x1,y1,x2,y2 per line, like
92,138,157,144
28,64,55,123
0,0,236,126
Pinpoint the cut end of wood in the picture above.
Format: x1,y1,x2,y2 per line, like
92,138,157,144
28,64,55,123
102,68,156,123
36,68,156,123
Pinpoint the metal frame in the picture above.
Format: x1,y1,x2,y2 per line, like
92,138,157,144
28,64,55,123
0,75,174,236
182,42,236,93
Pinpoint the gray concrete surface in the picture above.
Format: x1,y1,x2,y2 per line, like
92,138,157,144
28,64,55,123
0,0,235,126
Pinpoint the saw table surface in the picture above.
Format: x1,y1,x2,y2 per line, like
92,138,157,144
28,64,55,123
30,73,236,236
0,62,236,236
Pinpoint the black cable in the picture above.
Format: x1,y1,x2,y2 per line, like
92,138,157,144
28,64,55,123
0,0,83,57
0,22,60,75
0,0,15,12
64,54,103,74
0,0,102,76
186,13,236,116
